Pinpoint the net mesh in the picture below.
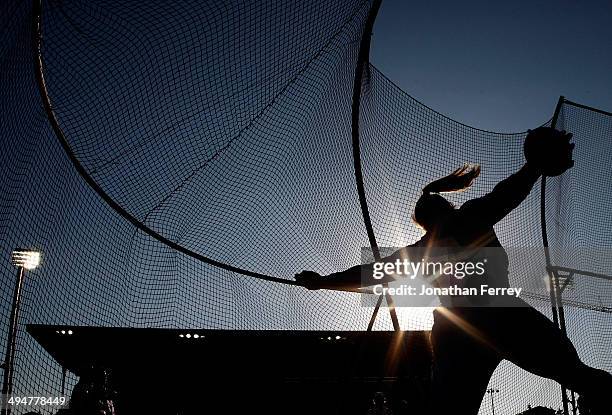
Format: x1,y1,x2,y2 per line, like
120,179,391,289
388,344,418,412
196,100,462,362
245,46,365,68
1,0,610,413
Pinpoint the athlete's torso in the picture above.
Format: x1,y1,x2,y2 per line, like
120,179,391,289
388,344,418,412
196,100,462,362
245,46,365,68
416,210,510,306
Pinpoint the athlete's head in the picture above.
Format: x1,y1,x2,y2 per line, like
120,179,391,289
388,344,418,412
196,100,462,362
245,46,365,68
413,164,480,231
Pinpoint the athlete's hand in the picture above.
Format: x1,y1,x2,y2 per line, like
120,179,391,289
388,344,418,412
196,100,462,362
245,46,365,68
295,270,324,290
558,130,575,170
524,128,574,176
545,129,575,175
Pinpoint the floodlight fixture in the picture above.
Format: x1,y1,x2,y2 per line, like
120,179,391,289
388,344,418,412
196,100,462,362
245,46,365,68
11,249,41,270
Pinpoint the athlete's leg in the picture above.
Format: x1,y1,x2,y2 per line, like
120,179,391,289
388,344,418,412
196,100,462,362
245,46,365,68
469,302,612,404
430,309,501,415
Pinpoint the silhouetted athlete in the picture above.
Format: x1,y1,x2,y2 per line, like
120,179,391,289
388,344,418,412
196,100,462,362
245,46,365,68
296,128,612,414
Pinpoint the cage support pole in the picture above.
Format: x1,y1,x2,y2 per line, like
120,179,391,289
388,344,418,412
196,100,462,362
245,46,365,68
541,95,570,415
350,0,399,332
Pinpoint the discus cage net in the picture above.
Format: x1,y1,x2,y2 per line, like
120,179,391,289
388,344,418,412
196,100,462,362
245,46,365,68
1,0,611,414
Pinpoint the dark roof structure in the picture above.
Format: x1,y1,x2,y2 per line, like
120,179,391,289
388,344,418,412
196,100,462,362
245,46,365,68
28,325,432,413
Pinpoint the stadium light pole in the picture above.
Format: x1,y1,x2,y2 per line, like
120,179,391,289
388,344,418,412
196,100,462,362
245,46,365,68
486,388,500,415
1,249,41,415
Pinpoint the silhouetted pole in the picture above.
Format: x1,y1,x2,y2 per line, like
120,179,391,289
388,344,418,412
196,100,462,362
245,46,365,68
1,268,24,415
1,250,41,415
486,388,499,415
540,96,570,415
347,0,399,332
61,367,66,395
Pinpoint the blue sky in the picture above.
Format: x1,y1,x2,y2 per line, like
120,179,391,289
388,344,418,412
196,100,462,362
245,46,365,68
371,0,612,132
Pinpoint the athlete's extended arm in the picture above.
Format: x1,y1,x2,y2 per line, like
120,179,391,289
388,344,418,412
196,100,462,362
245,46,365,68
295,262,390,291
295,244,421,290
458,163,542,227
461,129,574,226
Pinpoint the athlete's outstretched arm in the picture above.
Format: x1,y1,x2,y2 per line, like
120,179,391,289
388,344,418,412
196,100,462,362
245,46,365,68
295,244,421,290
459,163,542,227
295,258,393,290
461,129,574,226
295,262,388,290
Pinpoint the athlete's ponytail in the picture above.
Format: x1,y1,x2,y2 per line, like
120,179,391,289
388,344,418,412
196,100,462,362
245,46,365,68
413,164,480,230
422,164,481,195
